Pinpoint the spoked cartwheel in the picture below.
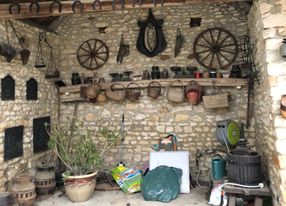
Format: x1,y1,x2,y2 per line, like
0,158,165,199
193,28,238,70
77,39,109,70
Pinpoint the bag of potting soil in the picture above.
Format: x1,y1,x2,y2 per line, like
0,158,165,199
141,165,182,202
111,165,142,194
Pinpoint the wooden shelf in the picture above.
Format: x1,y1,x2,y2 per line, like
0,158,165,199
59,78,247,103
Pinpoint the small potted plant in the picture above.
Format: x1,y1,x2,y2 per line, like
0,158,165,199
46,119,119,202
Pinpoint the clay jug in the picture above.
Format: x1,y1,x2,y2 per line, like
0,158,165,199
34,164,56,200
12,173,36,206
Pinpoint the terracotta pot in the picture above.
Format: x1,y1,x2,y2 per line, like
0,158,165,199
63,171,97,203
11,174,36,206
34,164,56,200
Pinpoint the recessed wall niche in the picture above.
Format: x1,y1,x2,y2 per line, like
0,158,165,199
1,75,15,100
26,78,38,100
4,126,24,161
33,116,50,153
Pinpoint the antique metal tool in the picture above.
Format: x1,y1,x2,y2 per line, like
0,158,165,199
174,28,184,58
0,21,16,63
117,34,130,63
8,20,30,65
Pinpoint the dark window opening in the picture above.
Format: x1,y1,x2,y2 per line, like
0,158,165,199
4,126,24,161
33,116,50,153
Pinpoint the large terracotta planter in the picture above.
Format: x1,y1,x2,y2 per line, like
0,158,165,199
63,171,97,203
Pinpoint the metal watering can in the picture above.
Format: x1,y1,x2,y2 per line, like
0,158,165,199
212,154,226,180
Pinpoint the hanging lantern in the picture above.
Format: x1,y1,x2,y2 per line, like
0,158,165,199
35,33,46,68
45,49,60,79
281,38,286,58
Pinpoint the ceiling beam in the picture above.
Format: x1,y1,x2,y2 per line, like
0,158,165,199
0,0,252,20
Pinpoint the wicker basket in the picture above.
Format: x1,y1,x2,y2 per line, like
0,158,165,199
203,93,229,108
147,81,161,99
167,81,185,103
126,83,141,101
85,83,101,99
106,83,126,101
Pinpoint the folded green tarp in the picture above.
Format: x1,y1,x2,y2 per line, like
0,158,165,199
141,165,182,202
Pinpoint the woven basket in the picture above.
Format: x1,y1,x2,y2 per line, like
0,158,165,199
167,81,185,103
106,83,126,101
126,82,141,101
147,81,161,99
96,91,107,104
203,93,229,108
85,83,101,99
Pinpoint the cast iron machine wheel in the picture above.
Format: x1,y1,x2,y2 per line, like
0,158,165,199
77,39,109,70
193,28,238,70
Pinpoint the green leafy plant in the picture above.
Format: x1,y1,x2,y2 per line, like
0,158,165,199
46,119,120,176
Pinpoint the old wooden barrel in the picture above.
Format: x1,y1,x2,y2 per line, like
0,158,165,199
227,147,263,185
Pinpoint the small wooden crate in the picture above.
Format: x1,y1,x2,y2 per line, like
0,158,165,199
202,93,229,109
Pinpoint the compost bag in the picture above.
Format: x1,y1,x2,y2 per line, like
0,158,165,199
141,165,182,202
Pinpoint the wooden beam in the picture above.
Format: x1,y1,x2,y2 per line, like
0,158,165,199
59,78,247,103
0,0,185,20
59,78,247,94
0,0,252,20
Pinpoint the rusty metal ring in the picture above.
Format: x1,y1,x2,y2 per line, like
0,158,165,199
92,0,100,10
9,3,21,15
72,1,84,13
49,0,62,13
29,2,40,14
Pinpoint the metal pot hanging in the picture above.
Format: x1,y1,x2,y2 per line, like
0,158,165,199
185,81,203,105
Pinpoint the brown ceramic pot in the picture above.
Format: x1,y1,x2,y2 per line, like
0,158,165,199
12,174,36,206
34,164,56,200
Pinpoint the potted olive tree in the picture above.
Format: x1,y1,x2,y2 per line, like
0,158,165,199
46,119,119,202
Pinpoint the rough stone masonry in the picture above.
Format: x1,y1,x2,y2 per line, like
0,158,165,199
57,1,255,184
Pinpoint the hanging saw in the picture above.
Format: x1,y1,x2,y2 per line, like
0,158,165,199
174,28,184,58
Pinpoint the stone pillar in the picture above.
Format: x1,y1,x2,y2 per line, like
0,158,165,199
249,0,286,205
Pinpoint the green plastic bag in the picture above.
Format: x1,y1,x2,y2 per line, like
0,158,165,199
112,165,142,194
141,165,182,202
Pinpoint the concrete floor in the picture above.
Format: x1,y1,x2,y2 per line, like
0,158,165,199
36,188,210,206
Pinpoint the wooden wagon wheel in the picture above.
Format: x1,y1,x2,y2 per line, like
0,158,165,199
77,39,109,70
193,28,238,70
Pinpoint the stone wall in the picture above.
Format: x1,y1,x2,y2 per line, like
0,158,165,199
0,20,59,191
57,2,255,176
248,0,286,205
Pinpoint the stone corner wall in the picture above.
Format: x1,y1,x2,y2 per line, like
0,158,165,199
0,20,59,192
248,0,286,205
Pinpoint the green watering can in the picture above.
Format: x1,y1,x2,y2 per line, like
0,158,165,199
212,154,226,180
